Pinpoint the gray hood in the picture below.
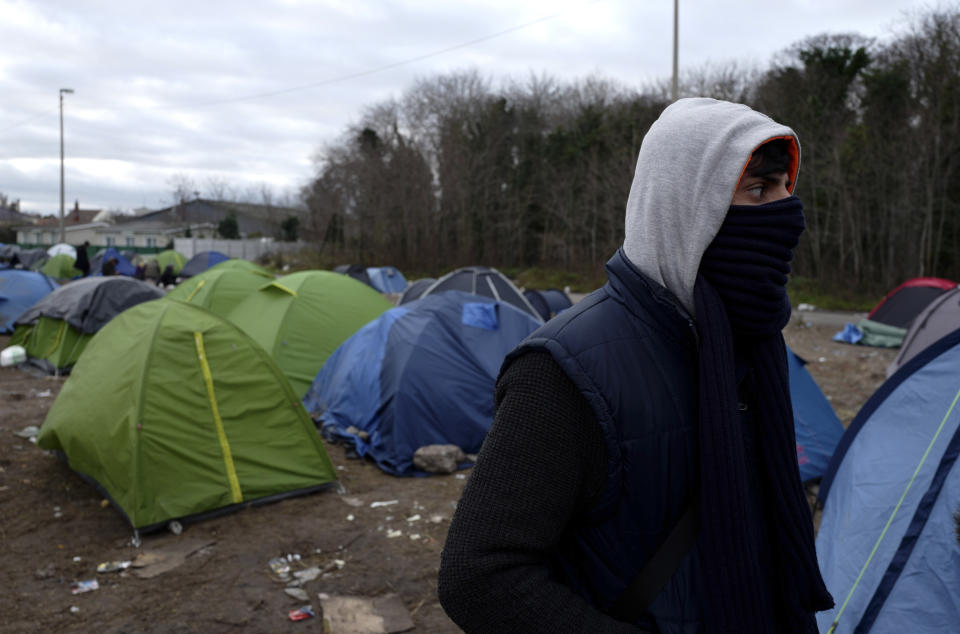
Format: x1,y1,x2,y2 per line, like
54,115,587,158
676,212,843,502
622,98,799,316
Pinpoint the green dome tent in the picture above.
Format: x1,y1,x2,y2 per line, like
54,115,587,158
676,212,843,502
155,249,187,275
227,270,392,398
40,253,81,281
37,299,337,532
209,259,272,276
164,267,273,318
10,277,164,374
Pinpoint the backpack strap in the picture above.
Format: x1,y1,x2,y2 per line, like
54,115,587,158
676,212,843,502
609,493,701,623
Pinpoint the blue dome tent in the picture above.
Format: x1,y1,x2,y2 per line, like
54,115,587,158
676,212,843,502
94,247,136,276
303,291,541,475
787,347,845,483
180,251,230,278
815,328,960,634
0,269,58,333
366,266,408,294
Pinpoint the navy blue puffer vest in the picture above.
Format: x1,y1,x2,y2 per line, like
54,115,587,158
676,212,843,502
502,249,704,633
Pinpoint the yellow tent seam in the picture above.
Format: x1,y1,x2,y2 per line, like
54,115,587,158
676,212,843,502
45,320,67,357
193,331,243,504
271,282,298,297
184,279,206,303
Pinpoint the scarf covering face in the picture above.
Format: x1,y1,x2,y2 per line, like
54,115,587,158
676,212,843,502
694,195,833,633
699,196,805,335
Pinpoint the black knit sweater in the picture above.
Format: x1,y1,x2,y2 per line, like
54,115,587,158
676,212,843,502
438,350,646,633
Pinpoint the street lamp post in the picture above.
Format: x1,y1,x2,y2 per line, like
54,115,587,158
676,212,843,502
59,88,74,245
671,0,679,102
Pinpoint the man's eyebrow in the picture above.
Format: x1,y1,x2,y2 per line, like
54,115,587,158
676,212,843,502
743,172,790,185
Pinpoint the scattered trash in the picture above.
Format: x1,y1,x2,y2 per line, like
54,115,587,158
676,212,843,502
346,514,355,521
320,593,415,633
72,556,82,562
386,529,402,539
168,520,183,535
0,345,26,367
287,553,301,562
69,606,80,614
370,500,399,508
285,588,310,602
409,534,421,541
131,538,215,579
288,605,315,621
818,357,827,363
97,560,132,573
797,303,816,312
429,515,445,524
100,499,110,508
292,567,322,583
36,389,52,398
406,514,421,523
333,559,345,569
317,592,330,600
268,557,291,578
71,579,99,594
455,474,466,480
35,563,57,579
341,496,364,507
13,425,40,439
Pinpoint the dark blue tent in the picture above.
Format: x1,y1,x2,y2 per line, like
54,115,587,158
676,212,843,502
180,251,229,278
523,288,573,321
815,328,960,634
302,291,541,475
0,269,58,333
95,248,136,277
787,347,845,483
366,266,408,294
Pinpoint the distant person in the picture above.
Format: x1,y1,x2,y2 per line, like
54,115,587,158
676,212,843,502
102,257,117,277
144,259,161,285
159,264,176,287
75,241,90,277
133,263,146,280
9,252,20,269
438,99,833,632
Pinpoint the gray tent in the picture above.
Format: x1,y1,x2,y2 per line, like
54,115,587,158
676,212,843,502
16,277,164,334
399,278,436,305
419,266,543,323
887,285,960,377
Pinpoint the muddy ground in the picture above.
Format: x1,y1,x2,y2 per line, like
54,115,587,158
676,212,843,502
0,311,897,633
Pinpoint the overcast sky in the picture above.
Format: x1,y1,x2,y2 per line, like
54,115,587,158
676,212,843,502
0,0,937,216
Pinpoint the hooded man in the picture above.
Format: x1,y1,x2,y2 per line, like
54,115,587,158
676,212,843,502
438,98,834,633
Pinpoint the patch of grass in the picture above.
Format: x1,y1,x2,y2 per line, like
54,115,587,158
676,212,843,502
787,275,880,311
511,267,606,293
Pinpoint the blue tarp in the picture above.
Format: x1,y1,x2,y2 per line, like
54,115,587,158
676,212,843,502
180,251,230,278
816,328,960,634
366,266,408,294
0,269,58,333
302,291,541,475
787,347,845,483
95,248,136,277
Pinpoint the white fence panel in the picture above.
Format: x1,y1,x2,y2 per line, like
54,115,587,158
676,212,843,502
174,238,304,261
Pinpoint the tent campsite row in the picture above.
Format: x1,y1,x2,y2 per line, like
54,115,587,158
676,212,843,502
13,261,847,543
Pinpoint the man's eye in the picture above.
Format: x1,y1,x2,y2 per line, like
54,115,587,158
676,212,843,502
748,185,765,197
